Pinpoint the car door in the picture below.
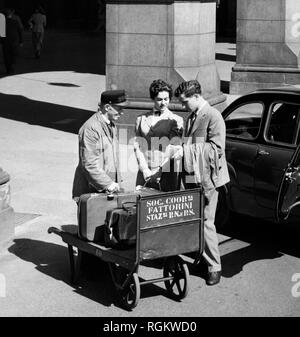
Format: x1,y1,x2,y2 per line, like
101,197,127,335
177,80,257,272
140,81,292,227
254,102,300,218
224,101,264,215
276,144,300,222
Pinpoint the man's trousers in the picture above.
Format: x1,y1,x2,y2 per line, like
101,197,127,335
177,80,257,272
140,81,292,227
202,188,221,272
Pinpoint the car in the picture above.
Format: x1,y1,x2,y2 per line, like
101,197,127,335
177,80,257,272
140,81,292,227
217,85,300,228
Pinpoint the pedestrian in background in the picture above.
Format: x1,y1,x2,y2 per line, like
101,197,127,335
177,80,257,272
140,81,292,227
175,80,230,286
11,8,24,32
28,6,46,58
1,8,23,74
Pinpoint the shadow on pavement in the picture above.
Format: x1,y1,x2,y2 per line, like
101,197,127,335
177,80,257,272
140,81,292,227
0,30,106,76
0,29,105,133
8,238,117,308
8,238,72,285
189,213,300,279
215,214,300,277
220,244,283,278
188,241,283,280
215,53,236,62
221,214,300,258
0,92,93,134
8,237,172,310
48,82,81,87
221,80,230,94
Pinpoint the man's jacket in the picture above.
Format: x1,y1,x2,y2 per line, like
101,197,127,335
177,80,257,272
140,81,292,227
72,113,121,199
182,102,230,191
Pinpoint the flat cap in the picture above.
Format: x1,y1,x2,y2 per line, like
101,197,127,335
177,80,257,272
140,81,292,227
101,89,128,106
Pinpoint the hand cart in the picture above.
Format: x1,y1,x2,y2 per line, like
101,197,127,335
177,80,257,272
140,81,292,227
48,187,204,310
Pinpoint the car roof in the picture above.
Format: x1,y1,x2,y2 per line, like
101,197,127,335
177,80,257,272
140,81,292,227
222,85,300,115
252,85,300,95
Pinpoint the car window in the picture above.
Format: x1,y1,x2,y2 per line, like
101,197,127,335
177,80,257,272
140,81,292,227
265,103,300,145
225,102,263,140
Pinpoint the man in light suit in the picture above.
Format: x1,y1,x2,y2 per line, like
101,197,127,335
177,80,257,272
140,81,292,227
175,80,229,286
72,90,128,201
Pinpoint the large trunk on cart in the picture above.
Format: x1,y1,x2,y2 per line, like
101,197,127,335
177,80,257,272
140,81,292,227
77,187,164,243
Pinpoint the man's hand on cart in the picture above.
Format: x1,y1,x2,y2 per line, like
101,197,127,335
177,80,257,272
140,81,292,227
107,182,120,193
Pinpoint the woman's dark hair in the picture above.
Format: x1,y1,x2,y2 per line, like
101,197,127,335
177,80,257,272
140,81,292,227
174,80,202,98
149,79,173,100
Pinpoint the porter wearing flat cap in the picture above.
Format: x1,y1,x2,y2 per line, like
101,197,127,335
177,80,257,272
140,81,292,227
100,90,127,105
72,90,128,200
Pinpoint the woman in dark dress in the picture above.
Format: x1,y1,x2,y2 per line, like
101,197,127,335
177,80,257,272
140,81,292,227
134,79,183,191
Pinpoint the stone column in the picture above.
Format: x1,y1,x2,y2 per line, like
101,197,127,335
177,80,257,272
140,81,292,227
106,0,225,112
230,0,300,94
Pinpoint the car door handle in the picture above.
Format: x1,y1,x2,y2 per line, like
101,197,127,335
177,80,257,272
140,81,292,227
257,149,270,156
285,171,296,182
284,166,300,182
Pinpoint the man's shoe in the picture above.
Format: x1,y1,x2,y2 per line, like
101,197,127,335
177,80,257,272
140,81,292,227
206,271,221,286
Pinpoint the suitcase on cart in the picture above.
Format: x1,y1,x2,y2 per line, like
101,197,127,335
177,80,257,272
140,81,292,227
77,193,117,242
104,203,137,248
78,187,163,243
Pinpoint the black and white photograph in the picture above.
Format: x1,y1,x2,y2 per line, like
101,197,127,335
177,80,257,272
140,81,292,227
0,0,300,322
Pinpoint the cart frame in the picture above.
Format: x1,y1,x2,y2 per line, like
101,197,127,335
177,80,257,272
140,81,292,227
48,187,204,310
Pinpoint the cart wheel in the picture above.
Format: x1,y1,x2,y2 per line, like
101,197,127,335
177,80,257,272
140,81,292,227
163,256,189,300
120,273,140,310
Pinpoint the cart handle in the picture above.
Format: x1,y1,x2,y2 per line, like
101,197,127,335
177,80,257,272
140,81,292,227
122,201,136,214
